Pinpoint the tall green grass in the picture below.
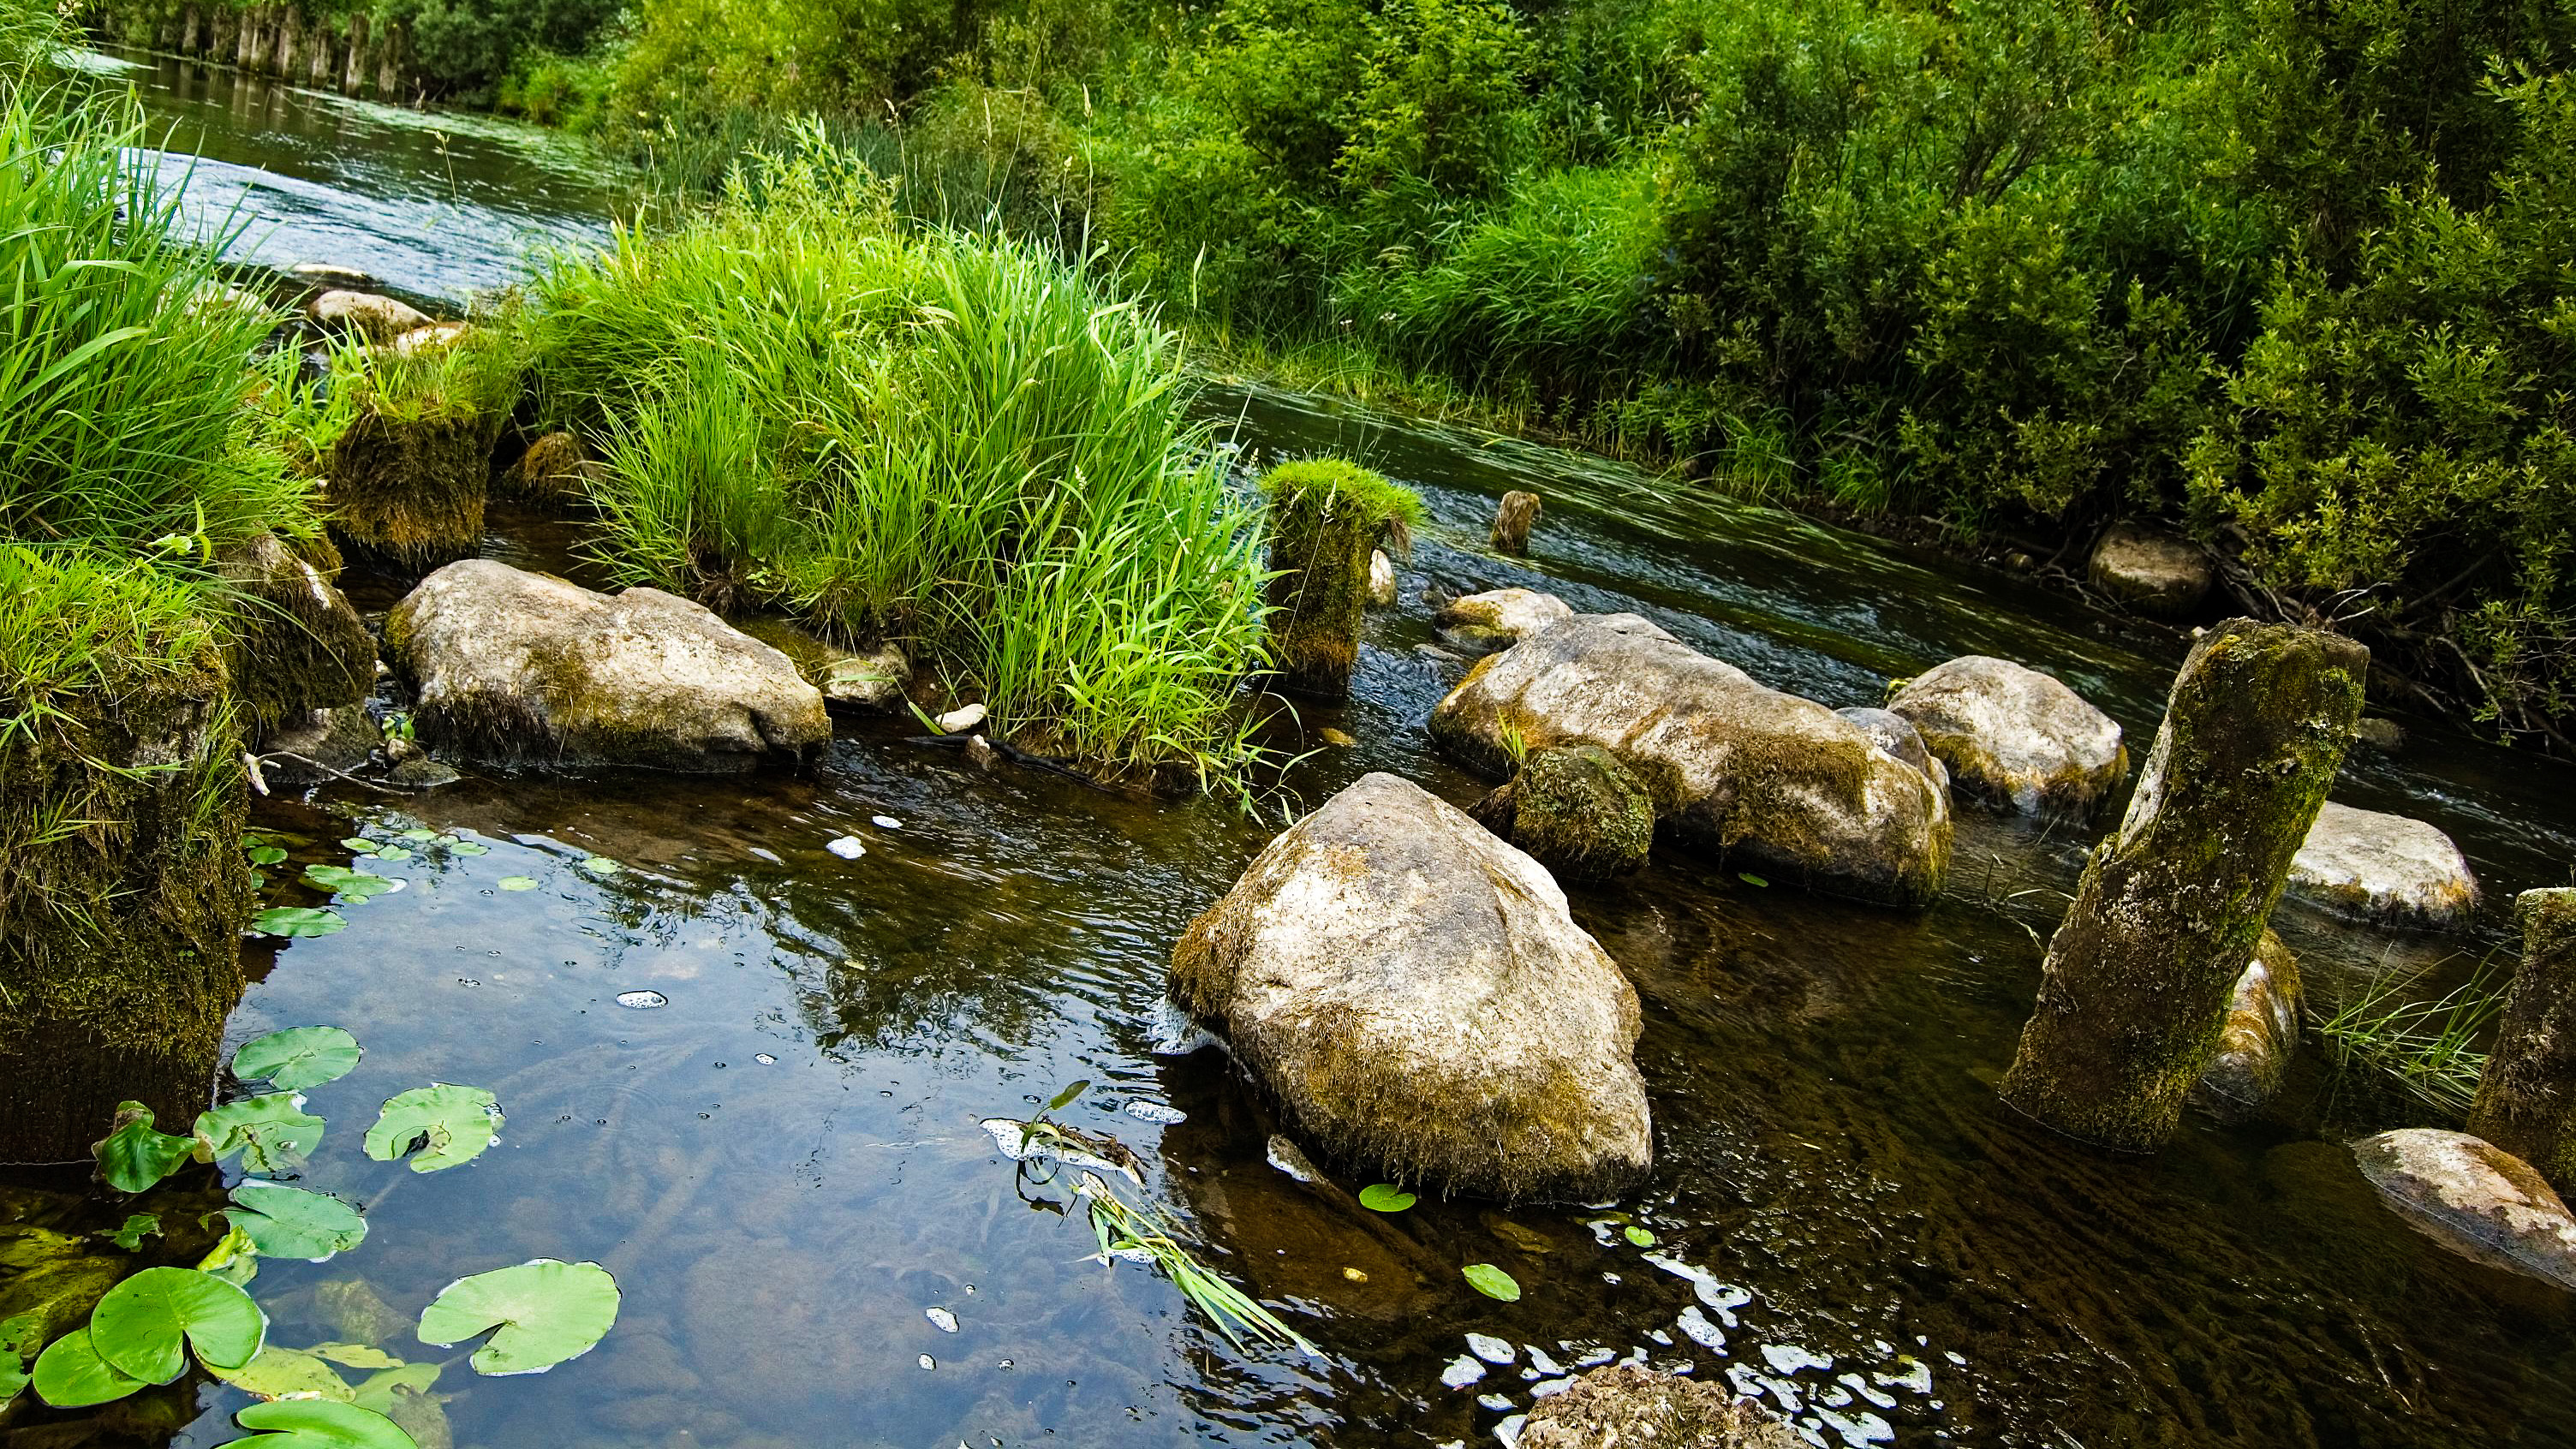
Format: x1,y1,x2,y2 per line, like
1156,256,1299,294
528,128,1270,788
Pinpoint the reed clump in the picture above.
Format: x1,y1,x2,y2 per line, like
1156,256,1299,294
525,128,1270,788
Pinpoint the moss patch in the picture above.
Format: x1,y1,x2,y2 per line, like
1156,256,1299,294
216,529,376,736
1260,457,1422,699
1470,744,1655,880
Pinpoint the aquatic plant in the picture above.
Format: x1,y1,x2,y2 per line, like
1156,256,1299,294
528,128,1272,786
2318,957,2507,1118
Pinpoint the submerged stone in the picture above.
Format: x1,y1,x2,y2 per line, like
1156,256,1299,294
1886,655,2126,818
1169,772,1652,1202
2353,1129,2576,1291
1430,614,1950,904
2287,801,2478,926
1435,587,1573,652
2088,522,2212,618
1470,743,1655,881
1518,1364,1802,1448
2191,928,2303,1117
385,559,830,772
261,704,381,784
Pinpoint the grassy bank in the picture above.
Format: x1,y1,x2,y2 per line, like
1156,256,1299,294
522,131,1271,788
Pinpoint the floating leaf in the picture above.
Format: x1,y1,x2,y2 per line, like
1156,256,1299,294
253,907,345,939
576,856,620,875
497,876,538,891
0,1355,23,1407
247,846,289,867
339,838,379,855
88,1267,265,1382
365,1085,501,1172
348,1361,438,1408
0,1311,35,1404
1462,1263,1521,1302
400,829,438,842
197,1094,326,1172
210,1345,354,1401
303,866,399,903
97,1102,195,1192
1623,1225,1656,1248
1357,1184,1417,1213
1044,1079,1092,1113
1737,872,1769,888
311,1344,404,1369
32,1329,144,1406
107,1213,163,1252
371,845,412,862
234,1027,362,1091
449,841,488,856
416,1260,620,1376
223,1398,418,1449
249,869,268,890
228,1184,368,1261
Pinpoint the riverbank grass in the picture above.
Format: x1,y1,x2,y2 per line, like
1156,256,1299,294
527,134,1269,786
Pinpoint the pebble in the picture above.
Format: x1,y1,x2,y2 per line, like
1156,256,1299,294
1468,1333,1516,1366
927,1307,958,1333
873,815,902,829
937,702,987,733
1441,1356,1486,1389
1476,1393,1514,1412
918,1354,936,1370
1123,1100,1187,1125
614,990,668,1009
826,836,866,859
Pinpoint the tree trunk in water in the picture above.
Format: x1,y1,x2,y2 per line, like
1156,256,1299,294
274,9,298,80
375,20,404,100
181,3,200,54
2470,890,2576,1192
1491,491,1541,556
234,7,261,70
1998,619,2365,1150
210,8,236,64
343,11,369,93
307,23,334,87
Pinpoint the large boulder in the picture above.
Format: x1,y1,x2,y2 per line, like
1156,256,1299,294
1520,1366,1803,1449
2089,522,2214,617
1169,772,1652,1201
2287,801,2478,926
1434,587,1572,651
1468,743,1655,881
385,560,830,772
2191,928,2303,1116
1429,614,1950,904
2352,1129,2576,1290
1886,655,2126,817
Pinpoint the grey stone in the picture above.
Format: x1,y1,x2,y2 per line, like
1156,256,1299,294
2353,1128,2576,1290
1887,655,2126,817
2287,801,2478,926
2089,522,2213,617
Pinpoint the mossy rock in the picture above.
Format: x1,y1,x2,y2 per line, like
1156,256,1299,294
496,430,599,509
1470,744,1654,881
216,529,377,736
324,403,499,572
1259,458,1421,699
1521,1365,1803,1448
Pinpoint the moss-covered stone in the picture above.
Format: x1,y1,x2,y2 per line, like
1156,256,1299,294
0,550,248,1163
1259,458,1420,699
1999,619,2366,1151
1490,489,1541,556
496,429,597,508
1521,1365,1804,1448
216,529,376,738
324,402,498,571
1470,744,1654,881
2469,889,2576,1195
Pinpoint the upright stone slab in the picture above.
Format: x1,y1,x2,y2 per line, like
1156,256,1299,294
1999,620,2365,1150
2470,890,2576,1193
1491,490,1541,555
1258,460,1416,699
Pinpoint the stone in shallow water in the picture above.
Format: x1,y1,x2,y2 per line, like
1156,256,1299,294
826,836,866,860
1886,655,2126,817
1436,587,1573,651
2287,800,2478,926
2352,1128,2576,1289
1470,1333,1518,1365
1518,1364,1803,1449
1443,1356,1488,1389
2191,928,2303,1117
2088,521,2212,617
614,990,668,1010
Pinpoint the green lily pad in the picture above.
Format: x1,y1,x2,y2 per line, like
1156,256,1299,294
234,1027,362,1091
449,841,489,856
371,844,413,862
1462,1263,1521,1302
1737,872,1769,887
106,1213,163,1252
348,1361,438,1408
88,1267,265,1382
247,845,289,867
311,1343,405,1369
228,1184,368,1262
252,907,346,939
339,838,379,855
497,876,538,891
96,1102,196,1192
32,1327,145,1406
1,1312,36,1404
400,829,439,842
0,1355,24,1406
196,1094,327,1172
223,1398,419,1448
1623,1225,1656,1248
303,866,399,903
417,1260,619,1376
577,856,620,875
210,1344,355,1401
198,1225,260,1289
365,1084,501,1172
1357,1184,1416,1213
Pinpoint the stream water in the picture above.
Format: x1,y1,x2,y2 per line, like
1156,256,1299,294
17,47,2576,1449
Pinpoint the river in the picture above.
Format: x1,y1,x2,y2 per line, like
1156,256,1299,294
35,45,2576,1449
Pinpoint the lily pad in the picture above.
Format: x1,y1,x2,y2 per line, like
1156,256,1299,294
106,1213,163,1252
576,856,620,875
224,1398,419,1449
247,846,289,867
88,1267,265,1381
0,1354,23,1406
1357,1184,1417,1213
196,1094,327,1172
497,876,538,891
96,1102,196,1192
416,1260,620,1376
1,1311,36,1404
311,1343,405,1369
32,1328,145,1406
400,829,440,842
199,1225,260,1288
303,866,399,903
234,1027,362,1091
1461,1263,1521,1302
339,838,379,855
348,1361,438,1407
370,845,412,862
253,907,346,939
365,1085,501,1172
1737,872,1769,888
1623,1225,1656,1248
228,1184,368,1262
449,841,488,856
211,1344,354,1401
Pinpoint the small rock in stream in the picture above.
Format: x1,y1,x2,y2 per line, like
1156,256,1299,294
937,701,988,733
826,836,866,860
1469,1333,1518,1366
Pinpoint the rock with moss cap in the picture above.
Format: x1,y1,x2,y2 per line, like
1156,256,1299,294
2191,928,2303,1117
2286,801,2478,926
1170,772,1651,1202
1435,587,1573,652
1887,655,2127,817
1520,1366,1803,1449
735,618,909,711
307,289,432,343
2354,1129,2576,1290
1259,458,1420,698
1429,614,1950,905
498,430,603,508
1470,743,1655,881
215,529,376,738
385,559,830,772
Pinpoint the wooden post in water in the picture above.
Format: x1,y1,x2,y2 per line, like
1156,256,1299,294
1259,459,1416,699
375,19,405,101
1491,490,1541,556
343,11,370,93
1999,619,2365,1150
2470,890,2576,1192
180,3,200,54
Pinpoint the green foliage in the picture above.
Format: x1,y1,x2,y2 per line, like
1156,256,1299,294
87,1267,265,1383
234,1027,365,1091
196,1093,329,1172
222,1397,419,1449
528,130,1272,784
226,1184,369,1262
96,1104,196,1193
106,1213,162,1251
415,1260,621,1374
366,1083,503,1172
2318,959,2506,1117
253,906,349,939
1357,1183,1416,1212
1461,1261,1520,1300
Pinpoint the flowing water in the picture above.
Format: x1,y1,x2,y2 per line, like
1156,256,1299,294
14,49,2576,1449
